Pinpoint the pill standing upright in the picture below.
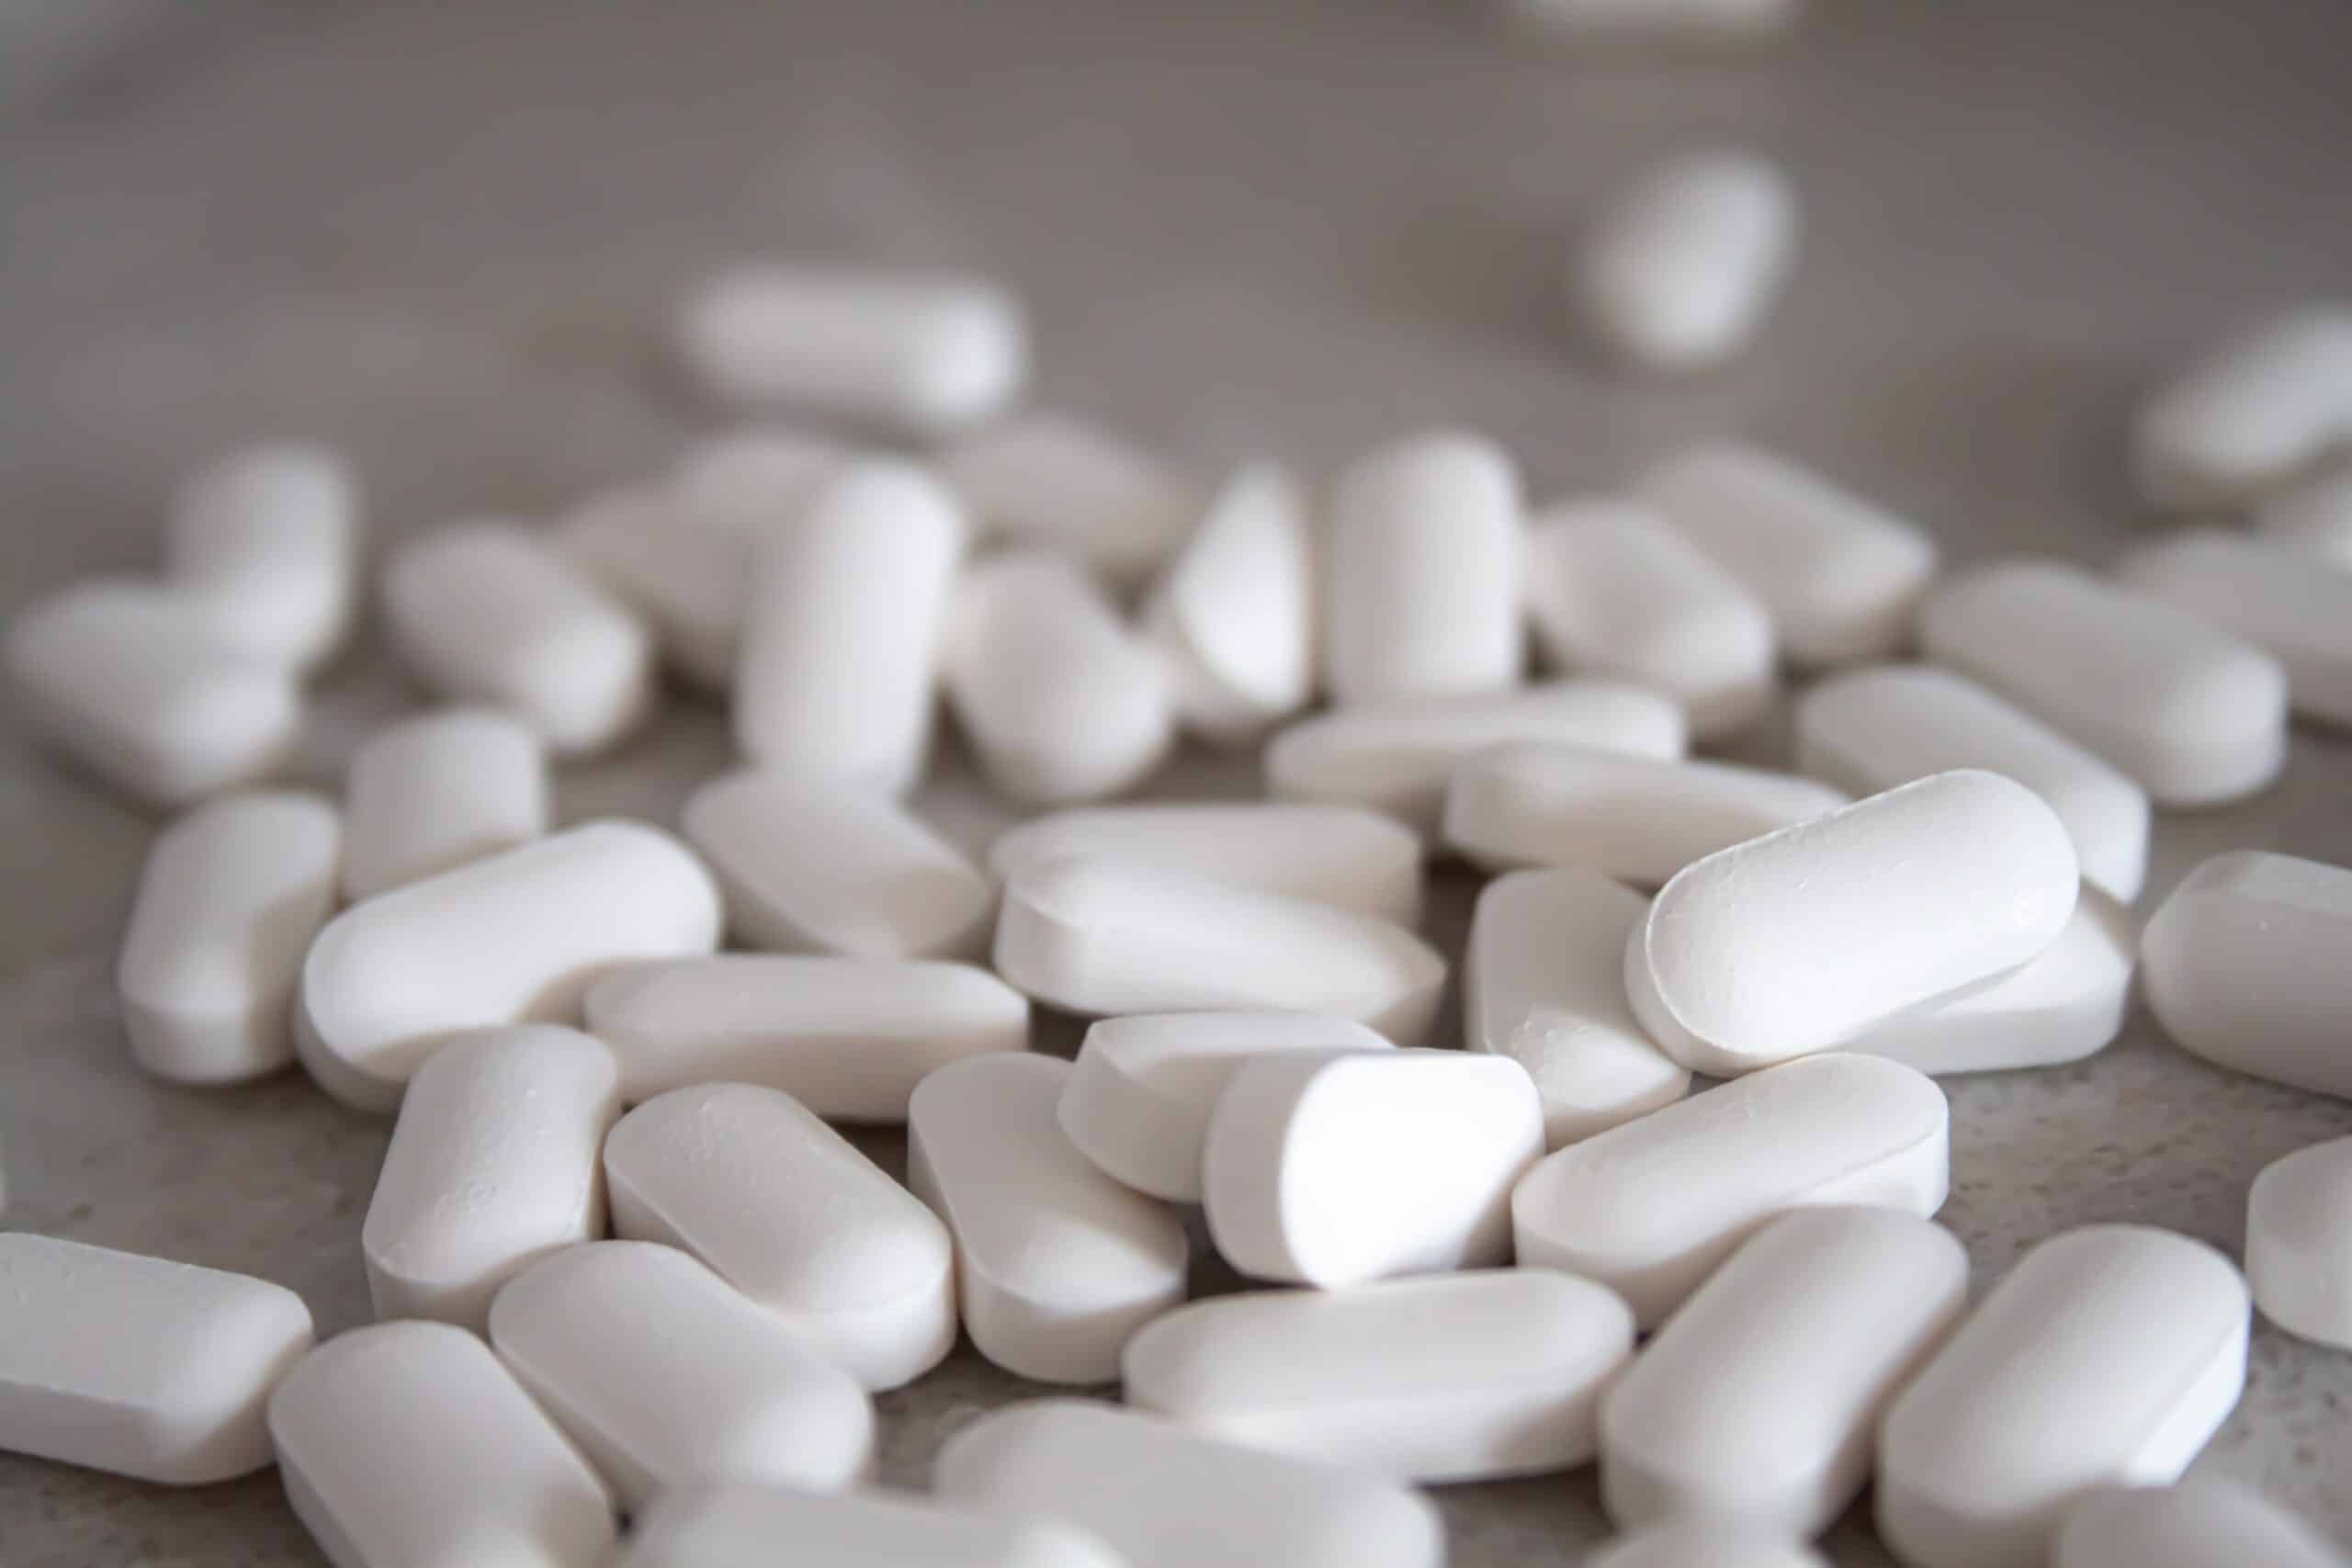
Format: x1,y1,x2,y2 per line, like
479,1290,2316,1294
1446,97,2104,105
1139,461,1315,742
1575,151,1797,374
340,708,547,902
166,442,360,672
2245,1134,2352,1349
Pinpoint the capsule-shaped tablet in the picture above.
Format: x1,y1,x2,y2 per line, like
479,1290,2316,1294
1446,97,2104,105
2117,527,2352,726
1508,0,1804,44
1587,1524,1830,1568
342,707,547,902
300,821,722,1111
908,1055,1189,1383
677,265,1026,435
2054,1475,2346,1568
683,767,990,960
1918,560,2289,807
361,1025,619,1333
554,485,744,688
2259,460,2352,570
1204,1048,1544,1288
1139,461,1314,743
673,425,852,536
2141,851,2352,1098
934,1399,1444,1568
990,802,1423,925
995,857,1447,1044
268,1320,616,1568
1600,1206,1968,1537
1266,679,1687,837
1877,1225,2250,1568
167,442,359,671
381,523,657,757
605,1082,956,1390
1523,498,1777,738
2132,304,2352,508
0,1234,314,1485
118,790,340,1085
1446,740,1846,887
489,1241,873,1507
1628,771,2078,1076
1059,1010,1396,1201
1322,430,1524,704
946,412,1197,588
1576,151,1796,375
1796,663,2150,903
2246,1134,2352,1348
584,953,1027,1115
1465,868,1690,1147
6,580,301,807
1513,1054,1948,1327
1125,1269,1632,1481
619,1482,1125,1568
944,552,1175,805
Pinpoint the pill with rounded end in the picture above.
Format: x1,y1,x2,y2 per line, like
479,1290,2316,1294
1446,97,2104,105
1139,461,1314,743
300,821,722,1111
618,1482,1126,1568
584,953,1027,1115
1877,1225,2250,1568
2116,527,2352,726
118,790,340,1085
2142,851,2352,1098
2053,1475,2346,1568
605,1082,956,1390
554,485,744,689
1576,151,1796,375
167,442,359,671
673,425,852,535
1586,1524,1829,1568
268,1320,616,1568
2259,461,2352,570
995,857,1448,1044
946,412,1197,588
2246,1134,2352,1349
1125,1269,1632,1482
361,1025,619,1333
1627,770,2077,1076
934,1399,1444,1568
0,1235,314,1485
342,708,547,902
2132,304,2352,509
909,1055,1189,1384
1918,559,2289,807
1513,1054,1949,1328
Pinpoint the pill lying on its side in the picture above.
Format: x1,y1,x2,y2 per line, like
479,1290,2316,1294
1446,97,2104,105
2132,302,2352,509
2257,460,2352,570
618,1481,1126,1568
166,442,360,673
1139,461,1315,745
341,708,547,903
1585,1523,1830,1568
2115,527,2352,727
2245,1134,2352,1349
2053,1475,2346,1568
945,412,1197,589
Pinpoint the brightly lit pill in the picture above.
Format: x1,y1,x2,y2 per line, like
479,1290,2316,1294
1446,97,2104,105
677,265,1026,435
1876,1225,2250,1568
341,707,547,902
2116,527,2352,726
2054,1474,2347,1568
1058,1010,1396,1202
993,856,1448,1044
2257,460,2352,570
1917,558,2289,807
2246,1134,2352,1349
380,523,657,757
2131,303,2352,509
118,790,340,1085
605,1081,956,1390
1511,1053,1949,1329
1123,1269,1632,1482
908,1054,1189,1384
166,442,359,672
0,1234,314,1485
1575,150,1796,375
1795,662,2150,903
945,412,1198,589
618,1482,1125,1568
583,953,1027,1116
1600,1206,1968,1538
554,485,744,689
1139,461,1314,743
1586,1524,1830,1568
299,821,721,1111
1626,770,2078,1076
2141,851,2352,1099
360,1025,619,1334
933,1399,1444,1568
268,1320,616,1568
489,1241,873,1508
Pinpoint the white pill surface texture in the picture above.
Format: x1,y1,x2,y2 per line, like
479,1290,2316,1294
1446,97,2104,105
1322,430,1524,704
167,442,359,671
908,1055,1189,1384
2259,460,2352,570
683,767,990,960
341,707,547,902
2132,303,2352,508
1576,151,1796,375
2117,527,2352,726
934,1400,1444,1568
0,1235,314,1485
2246,1134,2352,1348
268,1320,616,1568
1125,1269,1633,1482
2142,851,2352,1098
584,953,1027,1115
1465,868,1690,1147
1601,1206,1968,1538
118,790,340,1085
380,524,657,757
489,1241,873,1508
605,1082,956,1390
1513,1054,1948,1327
1641,444,1939,667
1586,1523,1830,1568
945,412,1197,588
300,821,722,1111
361,1025,619,1333
1917,560,2289,807
1203,1047,1544,1288
1877,1225,2250,1568
555,485,745,689
1139,461,1314,744
1796,662,2150,903
994,857,1447,1044
619,1482,1125,1568
2053,1476,2346,1568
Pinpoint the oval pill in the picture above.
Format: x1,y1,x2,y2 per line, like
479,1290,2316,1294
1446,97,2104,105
2246,1134,2352,1349
2258,459,2352,570
1587,1524,1830,1568
1139,461,1314,743
342,707,547,902
1576,150,1796,375
619,1482,1125,1568
2054,1475,2346,1568
167,442,359,672
945,412,1197,588
555,485,744,689
2116,526,2352,726
2132,303,2352,509
673,425,849,539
